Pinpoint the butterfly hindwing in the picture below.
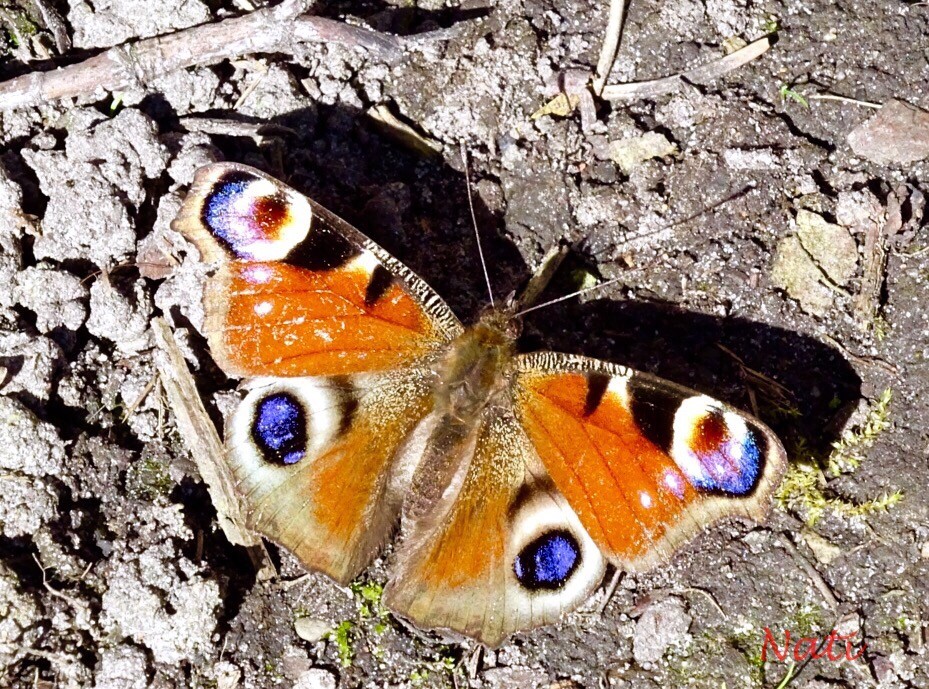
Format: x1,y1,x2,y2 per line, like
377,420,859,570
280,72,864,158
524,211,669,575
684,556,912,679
172,162,462,378
512,352,788,571
384,408,606,646
227,368,437,583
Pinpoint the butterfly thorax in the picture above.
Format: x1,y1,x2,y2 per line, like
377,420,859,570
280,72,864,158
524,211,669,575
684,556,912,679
435,310,518,424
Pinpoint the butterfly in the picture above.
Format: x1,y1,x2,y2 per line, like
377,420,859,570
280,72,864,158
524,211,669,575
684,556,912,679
173,161,788,647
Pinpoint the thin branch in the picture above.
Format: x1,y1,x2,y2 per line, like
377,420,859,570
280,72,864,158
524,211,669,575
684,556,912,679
592,0,628,95
808,93,882,109
0,0,421,111
596,569,624,614
782,535,840,611
601,35,772,101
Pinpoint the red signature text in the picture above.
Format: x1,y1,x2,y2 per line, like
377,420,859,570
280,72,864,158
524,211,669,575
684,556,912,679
761,627,866,662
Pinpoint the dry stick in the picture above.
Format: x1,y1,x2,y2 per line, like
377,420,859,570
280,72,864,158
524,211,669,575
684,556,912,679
592,0,628,96
601,35,772,101
808,93,882,109
151,318,275,580
0,0,407,111
782,536,840,611
853,190,902,329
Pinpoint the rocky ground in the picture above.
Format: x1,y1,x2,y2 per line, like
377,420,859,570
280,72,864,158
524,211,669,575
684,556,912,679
0,0,927,687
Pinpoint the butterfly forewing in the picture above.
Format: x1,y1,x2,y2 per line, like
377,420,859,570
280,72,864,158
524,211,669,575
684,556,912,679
172,162,462,378
172,162,458,582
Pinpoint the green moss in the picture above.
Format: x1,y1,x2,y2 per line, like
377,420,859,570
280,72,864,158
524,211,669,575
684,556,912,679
325,620,355,667
779,84,809,108
791,603,823,637
777,389,902,525
409,652,458,688
0,8,38,49
351,580,386,619
826,388,892,477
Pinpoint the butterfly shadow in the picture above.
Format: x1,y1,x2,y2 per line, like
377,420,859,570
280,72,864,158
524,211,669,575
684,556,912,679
521,292,861,456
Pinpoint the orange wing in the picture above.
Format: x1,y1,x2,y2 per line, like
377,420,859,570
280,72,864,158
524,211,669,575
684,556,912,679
226,370,436,583
384,410,606,647
513,352,787,571
172,163,462,377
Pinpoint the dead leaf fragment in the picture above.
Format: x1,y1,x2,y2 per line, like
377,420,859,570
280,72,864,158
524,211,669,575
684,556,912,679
608,131,677,174
367,104,442,157
772,210,858,316
795,209,858,285
771,235,835,315
847,99,929,165
531,92,581,119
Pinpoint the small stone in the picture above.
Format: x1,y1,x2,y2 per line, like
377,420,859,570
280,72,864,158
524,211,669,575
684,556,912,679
608,132,677,174
800,530,842,565
294,617,331,643
293,668,337,689
214,661,242,689
632,597,692,665
836,189,884,230
848,99,929,165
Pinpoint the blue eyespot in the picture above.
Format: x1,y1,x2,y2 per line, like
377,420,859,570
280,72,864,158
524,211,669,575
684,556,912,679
686,414,764,495
203,176,252,252
513,530,580,591
251,392,307,465
688,423,762,495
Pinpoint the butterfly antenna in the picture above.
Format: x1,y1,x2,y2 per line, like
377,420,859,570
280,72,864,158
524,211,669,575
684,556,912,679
460,143,495,308
512,276,624,318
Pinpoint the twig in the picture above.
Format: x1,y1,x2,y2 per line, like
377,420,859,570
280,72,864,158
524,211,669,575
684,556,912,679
592,0,628,95
151,317,275,579
601,35,771,100
32,554,84,610
820,333,899,375
782,535,840,611
853,189,902,329
121,372,158,421
0,0,416,111
596,569,624,614
178,115,300,139
808,93,882,109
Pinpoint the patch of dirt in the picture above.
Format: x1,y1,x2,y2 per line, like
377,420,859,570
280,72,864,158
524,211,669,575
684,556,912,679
0,0,927,687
